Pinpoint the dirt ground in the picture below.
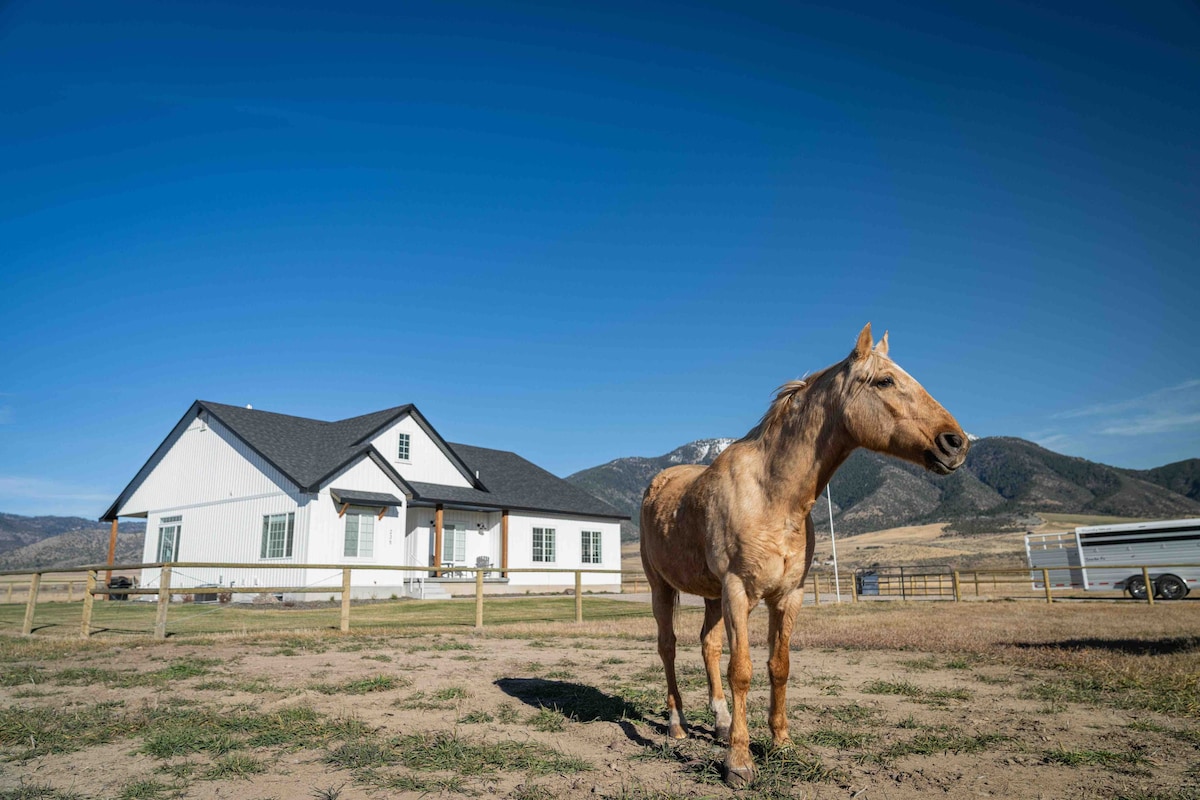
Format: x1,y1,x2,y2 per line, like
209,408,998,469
3,603,1198,800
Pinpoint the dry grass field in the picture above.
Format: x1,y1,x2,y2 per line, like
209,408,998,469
2,595,1198,800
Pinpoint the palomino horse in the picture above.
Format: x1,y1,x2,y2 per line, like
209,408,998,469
640,324,968,786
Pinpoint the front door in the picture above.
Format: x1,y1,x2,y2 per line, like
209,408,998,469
441,523,465,569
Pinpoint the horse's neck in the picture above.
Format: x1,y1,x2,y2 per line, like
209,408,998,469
759,389,855,513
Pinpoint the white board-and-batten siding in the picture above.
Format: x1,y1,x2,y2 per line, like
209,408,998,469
128,414,309,592
304,455,410,595
505,512,621,589
368,414,473,487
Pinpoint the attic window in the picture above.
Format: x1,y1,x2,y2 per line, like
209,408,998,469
397,433,411,462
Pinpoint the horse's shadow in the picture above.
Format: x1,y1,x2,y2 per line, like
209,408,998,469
494,678,659,747
1012,636,1200,656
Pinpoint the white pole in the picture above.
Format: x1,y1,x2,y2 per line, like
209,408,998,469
827,483,841,603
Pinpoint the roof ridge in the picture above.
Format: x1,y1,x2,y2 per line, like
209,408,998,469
199,400,337,426
333,404,413,426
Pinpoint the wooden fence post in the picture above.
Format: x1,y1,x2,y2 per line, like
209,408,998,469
850,572,859,603
813,574,822,606
154,566,172,639
1142,566,1154,606
574,571,583,623
81,571,97,639
6,582,12,603
475,569,484,629
1042,569,1053,604
341,568,352,632
21,573,42,636
952,571,962,602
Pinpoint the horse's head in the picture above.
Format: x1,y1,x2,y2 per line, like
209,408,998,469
840,324,969,475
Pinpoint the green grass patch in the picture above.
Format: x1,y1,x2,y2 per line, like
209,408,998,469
0,784,87,800
820,704,883,725
528,706,569,732
804,727,877,749
312,674,408,695
883,731,1010,760
1042,747,1148,769
202,753,266,780
861,679,923,697
393,731,590,776
115,779,178,800
1025,672,1199,717
0,597,654,639
860,678,970,704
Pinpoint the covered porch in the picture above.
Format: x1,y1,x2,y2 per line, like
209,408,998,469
405,502,512,597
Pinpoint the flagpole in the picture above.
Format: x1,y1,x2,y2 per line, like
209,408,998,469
828,483,841,603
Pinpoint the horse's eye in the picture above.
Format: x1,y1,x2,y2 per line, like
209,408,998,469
875,376,895,388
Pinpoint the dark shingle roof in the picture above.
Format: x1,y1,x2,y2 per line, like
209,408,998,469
330,488,405,507
196,401,425,491
410,443,626,519
104,401,627,521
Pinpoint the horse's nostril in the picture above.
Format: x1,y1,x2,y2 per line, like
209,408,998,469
939,432,964,454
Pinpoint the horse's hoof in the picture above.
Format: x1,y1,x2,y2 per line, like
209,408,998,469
715,724,731,743
669,725,687,740
772,735,793,749
723,762,756,788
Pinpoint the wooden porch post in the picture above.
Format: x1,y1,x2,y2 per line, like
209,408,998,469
433,505,444,578
500,510,509,578
105,519,118,592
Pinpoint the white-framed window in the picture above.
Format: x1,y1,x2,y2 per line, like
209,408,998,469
260,512,295,559
532,527,555,562
397,432,411,462
344,511,375,558
441,523,466,563
581,530,603,564
157,516,182,562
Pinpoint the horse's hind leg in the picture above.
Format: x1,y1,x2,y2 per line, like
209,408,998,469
701,598,731,742
649,576,687,739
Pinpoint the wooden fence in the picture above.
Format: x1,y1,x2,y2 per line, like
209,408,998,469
2,560,1194,640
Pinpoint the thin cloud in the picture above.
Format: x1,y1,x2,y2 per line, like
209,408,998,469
1100,412,1200,437
1030,431,1072,450
1053,379,1200,420
0,479,112,503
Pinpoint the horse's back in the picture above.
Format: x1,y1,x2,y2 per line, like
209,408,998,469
640,464,722,598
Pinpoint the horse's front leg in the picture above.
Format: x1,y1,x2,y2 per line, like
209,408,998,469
766,588,804,746
722,576,755,787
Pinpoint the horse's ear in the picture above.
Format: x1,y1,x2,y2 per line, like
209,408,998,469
851,323,873,361
874,331,889,358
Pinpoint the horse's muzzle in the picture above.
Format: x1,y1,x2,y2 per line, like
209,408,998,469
925,431,968,475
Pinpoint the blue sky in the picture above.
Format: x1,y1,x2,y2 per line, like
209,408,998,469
2,0,1197,518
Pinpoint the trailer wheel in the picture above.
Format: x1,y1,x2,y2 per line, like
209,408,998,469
1156,575,1188,601
1126,575,1149,601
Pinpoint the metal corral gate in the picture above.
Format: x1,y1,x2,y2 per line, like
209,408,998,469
854,565,955,598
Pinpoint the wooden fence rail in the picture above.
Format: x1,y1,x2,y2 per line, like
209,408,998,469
3,560,1196,640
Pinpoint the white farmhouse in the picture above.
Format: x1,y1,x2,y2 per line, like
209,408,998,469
101,401,628,599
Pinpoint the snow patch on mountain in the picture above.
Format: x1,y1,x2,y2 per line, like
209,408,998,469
667,437,736,464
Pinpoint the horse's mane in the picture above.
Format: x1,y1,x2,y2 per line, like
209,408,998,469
741,362,842,442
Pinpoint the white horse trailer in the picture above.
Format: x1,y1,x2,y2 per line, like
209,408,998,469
1026,518,1200,600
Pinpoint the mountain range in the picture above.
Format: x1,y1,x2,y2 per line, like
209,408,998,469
0,514,145,571
564,437,1200,541
1,437,1196,567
